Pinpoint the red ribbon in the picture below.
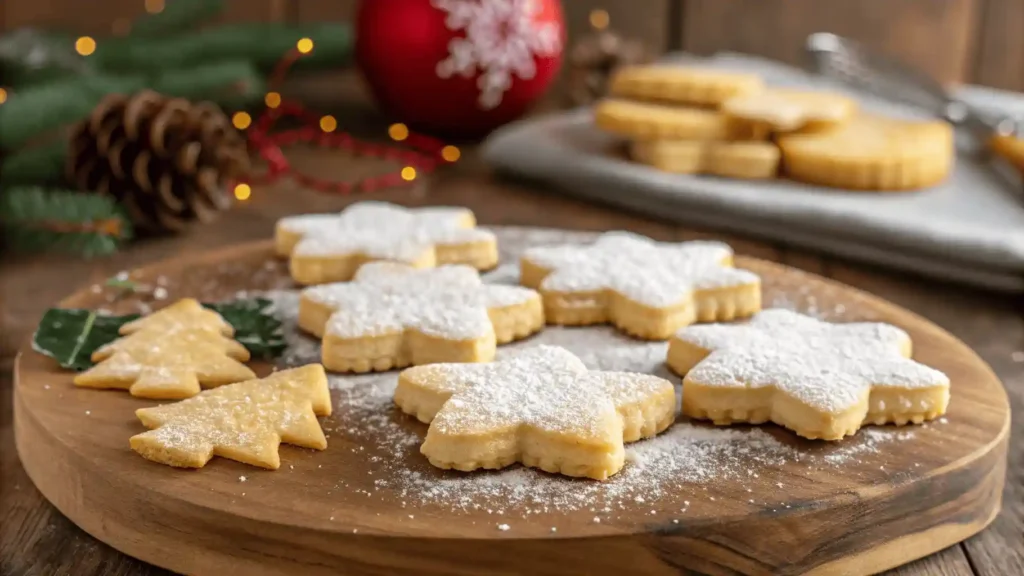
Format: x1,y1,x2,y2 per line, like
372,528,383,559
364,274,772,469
240,47,448,194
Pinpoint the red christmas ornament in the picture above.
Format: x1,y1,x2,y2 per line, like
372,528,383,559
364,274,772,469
356,0,565,138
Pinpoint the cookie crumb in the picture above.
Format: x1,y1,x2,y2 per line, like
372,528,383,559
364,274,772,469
592,516,601,524
239,475,247,482
497,524,510,531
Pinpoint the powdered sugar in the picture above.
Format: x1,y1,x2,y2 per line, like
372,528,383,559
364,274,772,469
280,201,495,260
256,229,938,522
399,346,673,440
302,263,538,340
523,231,760,307
675,309,950,412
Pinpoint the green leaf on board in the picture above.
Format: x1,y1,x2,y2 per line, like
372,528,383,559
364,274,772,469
33,297,285,370
32,308,139,371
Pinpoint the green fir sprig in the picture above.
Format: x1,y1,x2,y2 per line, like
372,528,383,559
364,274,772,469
33,297,286,370
0,187,132,257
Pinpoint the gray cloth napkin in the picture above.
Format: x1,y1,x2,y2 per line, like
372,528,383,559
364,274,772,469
482,52,1024,291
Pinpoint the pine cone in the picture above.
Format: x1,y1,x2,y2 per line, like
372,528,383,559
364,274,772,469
566,30,652,107
67,90,249,233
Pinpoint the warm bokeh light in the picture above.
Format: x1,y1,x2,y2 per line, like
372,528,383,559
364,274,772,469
145,0,165,14
441,145,461,162
590,9,610,30
297,38,314,54
264,92,282,109
320,115,338,132
232,112,252,130
401,167,417,181
75,36,97,56
0,88,7,105
388,123,409,141
234,183,252,201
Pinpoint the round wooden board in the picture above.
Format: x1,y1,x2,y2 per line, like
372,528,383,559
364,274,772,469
14,227,1009,576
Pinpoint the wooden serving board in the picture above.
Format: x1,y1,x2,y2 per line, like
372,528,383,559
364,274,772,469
13,227,1009,576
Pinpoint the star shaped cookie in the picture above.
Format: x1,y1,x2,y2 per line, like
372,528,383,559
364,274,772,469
520,231,761,339
298,262,544,372
395,345,676,480
131,364,332,469
275,201,498,285
668,309,950,440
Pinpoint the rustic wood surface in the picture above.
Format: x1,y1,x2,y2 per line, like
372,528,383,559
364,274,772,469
8,229,1011,575
6,0,1024,88
1,7,1023,571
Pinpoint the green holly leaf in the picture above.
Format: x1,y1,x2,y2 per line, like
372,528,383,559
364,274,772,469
203,298,286,360
33,298,285,370
32,309,139,371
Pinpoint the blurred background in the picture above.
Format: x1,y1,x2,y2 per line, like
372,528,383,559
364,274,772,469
3,0,1018,92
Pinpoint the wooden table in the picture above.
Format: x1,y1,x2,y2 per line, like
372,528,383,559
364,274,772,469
1,88,1022,575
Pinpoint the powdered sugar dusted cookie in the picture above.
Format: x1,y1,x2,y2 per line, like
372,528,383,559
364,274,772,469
395,345,675,480
275,201,499,285
74,299,255,399
520,231,761,339
668,309,950,440
298,262,544,373
131,364,331,469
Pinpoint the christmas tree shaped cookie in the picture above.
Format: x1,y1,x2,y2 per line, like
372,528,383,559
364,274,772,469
117,298,234,336
74,298,255,399
131,364,332,469
395,345,676,480
275,201,499,285
520,231,761,339
668,309,950,440
299,262,544,373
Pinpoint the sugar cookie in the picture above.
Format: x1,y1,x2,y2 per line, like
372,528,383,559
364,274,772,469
74,299,255,399
299,262,544,373
630,140,780,179
722,88,856,134
395,345,675,480
777,114,954,191
131,364,332,469
118,298,234,336
520,231,761,339
595,99,732,141
609,65,763,107
275,201,499,285
668,309,950,440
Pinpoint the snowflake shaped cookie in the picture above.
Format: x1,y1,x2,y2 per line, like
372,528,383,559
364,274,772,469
395,345,675,480
668,309,950,440
520,231,761,339
275,201,498,285
298,262,544,372
433,0,562,109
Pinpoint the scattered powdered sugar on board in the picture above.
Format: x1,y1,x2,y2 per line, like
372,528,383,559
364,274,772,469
258,286,925,518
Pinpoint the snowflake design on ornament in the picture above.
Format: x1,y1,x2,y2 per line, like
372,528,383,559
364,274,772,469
433,0,562,110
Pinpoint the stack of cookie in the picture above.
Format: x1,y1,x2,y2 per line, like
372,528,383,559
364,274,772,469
595,65,954,191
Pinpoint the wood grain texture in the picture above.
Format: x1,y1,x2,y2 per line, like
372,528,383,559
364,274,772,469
12,231,1009,575
680,0,979,85
827,264,1024,576
1,71,1020,575
969,0,1024,90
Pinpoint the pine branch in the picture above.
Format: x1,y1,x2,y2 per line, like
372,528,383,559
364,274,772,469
0,140,68,187
129,0,224,37
0,187,133,257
